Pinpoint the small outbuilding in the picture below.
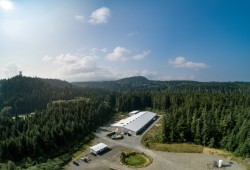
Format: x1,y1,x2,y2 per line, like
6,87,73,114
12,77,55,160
89,143,108,155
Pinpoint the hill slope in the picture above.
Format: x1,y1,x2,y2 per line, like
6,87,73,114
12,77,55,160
0,76,108,115
72,76,250,93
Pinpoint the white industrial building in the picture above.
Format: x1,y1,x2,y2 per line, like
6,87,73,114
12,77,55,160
89,143,108,155
129,110,140,116
111,111,157,136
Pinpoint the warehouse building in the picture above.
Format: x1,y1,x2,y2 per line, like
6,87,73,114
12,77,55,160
90,143,108,155
111,111,157,136
129,110,140,116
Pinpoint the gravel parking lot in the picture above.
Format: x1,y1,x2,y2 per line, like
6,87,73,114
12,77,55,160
66,116,245,170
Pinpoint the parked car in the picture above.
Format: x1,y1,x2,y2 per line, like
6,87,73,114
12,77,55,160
81,156,91,162
73,160,79,166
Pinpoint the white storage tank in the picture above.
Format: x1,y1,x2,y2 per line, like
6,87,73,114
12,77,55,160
218,159,223,168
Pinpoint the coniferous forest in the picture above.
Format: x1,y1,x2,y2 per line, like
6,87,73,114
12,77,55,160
0,75,249,167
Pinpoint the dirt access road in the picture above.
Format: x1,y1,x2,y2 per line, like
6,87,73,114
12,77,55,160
66,116,245,170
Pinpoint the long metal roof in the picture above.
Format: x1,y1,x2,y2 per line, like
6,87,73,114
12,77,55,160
90,143,107,152
129,110,140,114
112,111,156,133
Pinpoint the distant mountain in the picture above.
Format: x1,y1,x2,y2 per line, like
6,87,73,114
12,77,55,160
1,75,250,115
117,76,149,83
72,76,150,91
72,76,250,93
41,78,73,88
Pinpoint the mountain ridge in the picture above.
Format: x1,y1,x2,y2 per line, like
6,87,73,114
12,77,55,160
71,76,250,92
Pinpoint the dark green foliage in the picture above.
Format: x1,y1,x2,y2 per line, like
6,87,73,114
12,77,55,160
0,75,112,115
7,160,16,170
72,76,250,93
115,92,152,112
114,89,250,158
158,92,250,158
0,97,113,162
0,75,249,167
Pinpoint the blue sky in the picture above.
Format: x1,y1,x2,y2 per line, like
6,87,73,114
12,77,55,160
0,0,249,82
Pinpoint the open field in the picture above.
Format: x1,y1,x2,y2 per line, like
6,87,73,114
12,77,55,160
149,143,203,153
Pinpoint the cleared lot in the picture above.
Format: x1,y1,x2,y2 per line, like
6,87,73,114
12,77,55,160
67,146,131,170
66,116,245,170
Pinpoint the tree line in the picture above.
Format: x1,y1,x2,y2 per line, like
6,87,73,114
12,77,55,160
0,75,112,115
115,91,250,158
73,76,250,93
0,75,249,166
0,97,113,163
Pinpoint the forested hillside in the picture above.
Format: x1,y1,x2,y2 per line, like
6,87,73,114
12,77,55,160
75,76,250,158
73,76,250,93
0,75,111,115
115,92,250,158
0,76,249,169
0,97,114,164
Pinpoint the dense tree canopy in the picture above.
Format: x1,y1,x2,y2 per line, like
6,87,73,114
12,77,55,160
0,76,249,166
0,97,113,162
0,75,112,115
114,91,250,157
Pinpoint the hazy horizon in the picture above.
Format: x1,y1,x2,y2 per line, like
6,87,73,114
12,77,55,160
1,0,249,82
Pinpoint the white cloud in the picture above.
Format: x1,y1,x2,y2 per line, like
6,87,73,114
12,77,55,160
107,47,151,62
54,54,79,65
89,7,110,24
101,48,107,53
0,0,14,11
74,15,85,22
88,48,108,55
42,51,102,81
132,50,151,60
41,47,154,81
58,67,158,82
2,63,19,78
106,47,130,61
42,53,99,76
41,52,149,81
62,55,99,75
42,55,53,62
169,56,209,70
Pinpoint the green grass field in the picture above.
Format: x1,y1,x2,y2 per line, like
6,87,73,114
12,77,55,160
142,115,250,170
124,154,147,166
149,143,203,153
